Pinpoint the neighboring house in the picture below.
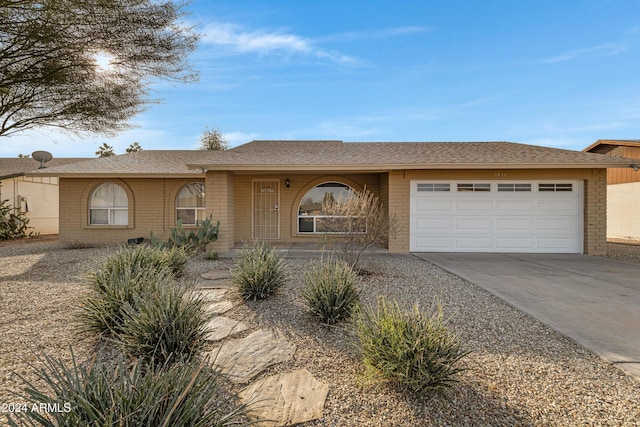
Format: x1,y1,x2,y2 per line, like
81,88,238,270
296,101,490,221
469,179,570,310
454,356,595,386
0,157,87,235
584,139,640,241
27,140,636,255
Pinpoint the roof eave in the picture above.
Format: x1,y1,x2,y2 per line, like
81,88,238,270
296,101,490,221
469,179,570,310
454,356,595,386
24,172,204,178
188,162,634,171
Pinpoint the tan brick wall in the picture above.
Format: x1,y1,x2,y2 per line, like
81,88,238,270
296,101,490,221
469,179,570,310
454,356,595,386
584,168,607,255
59,177,204,244
206,172,234,252
387,171,410,253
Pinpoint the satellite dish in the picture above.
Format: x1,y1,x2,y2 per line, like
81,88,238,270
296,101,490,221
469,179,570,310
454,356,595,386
31,150,53,169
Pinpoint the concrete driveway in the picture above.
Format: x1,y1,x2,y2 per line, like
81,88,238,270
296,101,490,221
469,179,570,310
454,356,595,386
413,253,640,380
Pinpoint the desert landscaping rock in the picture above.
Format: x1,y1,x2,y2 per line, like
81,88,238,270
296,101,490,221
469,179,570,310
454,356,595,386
239,369,329,427
195,288,228,302
195,277,234,289
210,329,296,384
205,300,234,314
205,316,249,341
201,270,232,280
3,240,640,426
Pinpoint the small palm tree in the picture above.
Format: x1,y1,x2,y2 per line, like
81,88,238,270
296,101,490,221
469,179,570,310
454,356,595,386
96,143,115,157
126,142,143,153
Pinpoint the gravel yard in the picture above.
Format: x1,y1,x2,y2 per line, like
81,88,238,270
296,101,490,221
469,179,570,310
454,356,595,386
1,239,640,426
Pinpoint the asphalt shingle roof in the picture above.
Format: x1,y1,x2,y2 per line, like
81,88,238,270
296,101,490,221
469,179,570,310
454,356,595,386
27,140,638,176
0,157,88,179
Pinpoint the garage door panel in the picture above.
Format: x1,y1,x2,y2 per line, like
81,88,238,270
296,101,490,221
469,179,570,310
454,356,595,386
455,200,493,211
455,237,494,249
414,199,452,212
496,200,534,212
537,200,579,212
456,218,492,229
495,218,534,230
414,237,453,250
414,217,452,230
410,180,582,253
495,237,535,249
536,218,577,230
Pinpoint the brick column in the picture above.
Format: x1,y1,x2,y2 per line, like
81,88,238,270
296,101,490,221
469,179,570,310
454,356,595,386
387,170,410,254
206,172,235,252
584,169,607,255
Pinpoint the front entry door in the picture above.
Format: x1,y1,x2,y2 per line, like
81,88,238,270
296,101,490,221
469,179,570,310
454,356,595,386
252,180,280,239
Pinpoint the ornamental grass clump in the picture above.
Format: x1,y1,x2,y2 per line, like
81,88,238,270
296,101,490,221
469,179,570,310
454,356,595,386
118,282,212,366
302,258,360,324
353,297,469,399
9,351,246,427
81,263,173,338
231,241,288,301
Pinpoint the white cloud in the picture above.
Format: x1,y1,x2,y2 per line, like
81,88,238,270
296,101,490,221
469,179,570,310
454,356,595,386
318,25,429,42
200,22,362,65
541,42,629,63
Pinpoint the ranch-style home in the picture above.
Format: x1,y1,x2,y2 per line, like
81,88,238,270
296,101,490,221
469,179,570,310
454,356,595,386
28,140,637,255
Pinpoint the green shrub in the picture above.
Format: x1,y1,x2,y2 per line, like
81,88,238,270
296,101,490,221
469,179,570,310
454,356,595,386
353,297,469,399
80,245,187,338
0,185,36,240
81,265,173,338
99,244,187,277
206,250,219,260
231,241,287,301
302,258,360,324
9,351,246,427
118,282,212,366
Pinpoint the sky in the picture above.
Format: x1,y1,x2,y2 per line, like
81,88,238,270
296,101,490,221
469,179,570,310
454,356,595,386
2,0,640,158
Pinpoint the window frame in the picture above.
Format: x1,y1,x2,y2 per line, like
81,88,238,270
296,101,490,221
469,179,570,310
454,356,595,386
176,182,206,226
297,181,365,234
88,182,129,226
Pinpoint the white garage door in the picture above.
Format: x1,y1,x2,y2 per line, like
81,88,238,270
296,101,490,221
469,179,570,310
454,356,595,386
410,181,583,253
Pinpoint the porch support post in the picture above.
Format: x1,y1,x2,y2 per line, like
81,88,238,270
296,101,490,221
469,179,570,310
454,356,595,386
206,172,234,252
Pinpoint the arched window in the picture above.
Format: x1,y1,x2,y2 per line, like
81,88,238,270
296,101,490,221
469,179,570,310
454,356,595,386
89,182,128,225
176,182,205,225
298,182,362,233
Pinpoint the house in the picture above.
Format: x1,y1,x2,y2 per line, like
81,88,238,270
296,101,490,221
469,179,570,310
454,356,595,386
584,139,640,241
27,140,637,254
1,157,87,234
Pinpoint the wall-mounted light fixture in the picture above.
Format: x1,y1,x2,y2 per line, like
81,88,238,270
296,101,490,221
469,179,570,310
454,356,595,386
198,166,208,174
285,178,291,188
631,164,640,172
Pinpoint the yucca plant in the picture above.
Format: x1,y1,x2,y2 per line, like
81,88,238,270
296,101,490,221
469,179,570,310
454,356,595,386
80,264,174,338
231,241,288,301
302,258,360,324
118,282,213,366
98,244,187,277
8,350,247,427
353,297,470,399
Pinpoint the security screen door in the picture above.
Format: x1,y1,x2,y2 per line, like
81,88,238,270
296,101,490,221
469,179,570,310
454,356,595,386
253,180,280,239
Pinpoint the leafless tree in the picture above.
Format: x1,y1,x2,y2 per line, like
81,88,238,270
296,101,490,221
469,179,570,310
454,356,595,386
199,127,228,151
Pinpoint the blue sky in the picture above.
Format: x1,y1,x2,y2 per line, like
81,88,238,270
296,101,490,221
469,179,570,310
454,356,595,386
3,0,640,158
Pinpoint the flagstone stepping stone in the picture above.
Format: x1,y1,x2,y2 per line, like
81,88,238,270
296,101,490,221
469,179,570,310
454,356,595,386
210,329,296,384
205,300,234,314
195,277,235,289
205,316,249,341
195,289,228,302
201,270,231,280
239,369,329,427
